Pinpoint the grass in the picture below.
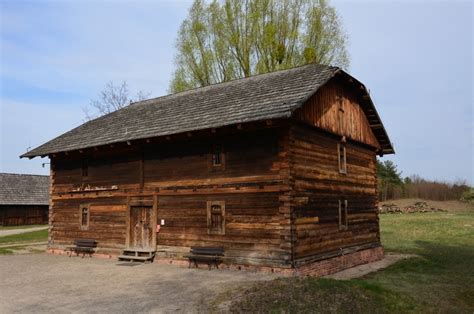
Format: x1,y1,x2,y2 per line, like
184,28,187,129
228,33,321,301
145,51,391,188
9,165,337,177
223,207,474,313
0,247,16,255
0,229,48,245
367,212,474,311
225,277,417,313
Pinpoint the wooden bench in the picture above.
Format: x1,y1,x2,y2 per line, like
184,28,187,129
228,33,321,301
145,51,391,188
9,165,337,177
186,247,224,270
66,239,97,258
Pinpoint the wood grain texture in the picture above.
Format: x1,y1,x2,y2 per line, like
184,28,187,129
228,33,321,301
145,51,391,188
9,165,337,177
0,205,48,226
49,128,292,266
294,79,379,149
288,123,380,262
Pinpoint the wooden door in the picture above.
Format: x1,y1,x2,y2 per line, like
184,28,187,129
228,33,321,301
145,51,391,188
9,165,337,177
130,206,153,249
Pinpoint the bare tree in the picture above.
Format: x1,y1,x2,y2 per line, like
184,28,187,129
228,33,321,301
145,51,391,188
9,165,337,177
83,81,150,121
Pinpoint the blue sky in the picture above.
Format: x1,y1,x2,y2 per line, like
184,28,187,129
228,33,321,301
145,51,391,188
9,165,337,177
1,0,472,184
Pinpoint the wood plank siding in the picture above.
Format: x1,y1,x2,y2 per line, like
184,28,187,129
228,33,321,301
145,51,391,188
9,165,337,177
0,205,48,226
294,79,379,149
49,128,292,266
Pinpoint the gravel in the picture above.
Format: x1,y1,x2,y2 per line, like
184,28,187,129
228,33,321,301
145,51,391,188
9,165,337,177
0,253,278,313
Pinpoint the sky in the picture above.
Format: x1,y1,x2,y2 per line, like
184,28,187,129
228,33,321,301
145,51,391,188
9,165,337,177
0,0,472,184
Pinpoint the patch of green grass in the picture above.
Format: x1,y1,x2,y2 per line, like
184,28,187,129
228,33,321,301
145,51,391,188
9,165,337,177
0,229,48,245
0,244,45,255
0,224,47,230
223,211,474,313
0,247,15,255
366,212,474,311
229,277,417,313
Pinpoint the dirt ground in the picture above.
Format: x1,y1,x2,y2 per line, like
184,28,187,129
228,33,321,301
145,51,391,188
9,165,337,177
0,253,278,313
324,253,416,280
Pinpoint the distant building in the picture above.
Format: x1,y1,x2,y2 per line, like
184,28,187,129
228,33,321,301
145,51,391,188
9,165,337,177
0,173,49,226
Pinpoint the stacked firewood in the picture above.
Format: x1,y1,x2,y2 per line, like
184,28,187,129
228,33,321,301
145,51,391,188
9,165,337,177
379,201,446,214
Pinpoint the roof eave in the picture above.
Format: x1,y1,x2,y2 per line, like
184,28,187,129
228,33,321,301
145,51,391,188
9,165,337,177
339,71,395,154
20,114,294,159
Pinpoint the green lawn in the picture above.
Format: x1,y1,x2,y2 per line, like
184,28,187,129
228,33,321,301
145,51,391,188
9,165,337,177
223,211,474,313
0,229,48,246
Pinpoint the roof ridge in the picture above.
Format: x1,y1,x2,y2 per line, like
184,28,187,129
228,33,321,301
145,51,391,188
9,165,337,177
33,63,336,142
132,63,336,107
20,63,395,158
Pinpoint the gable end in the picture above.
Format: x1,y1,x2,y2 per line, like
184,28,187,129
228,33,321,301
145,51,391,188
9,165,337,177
292,72,394,154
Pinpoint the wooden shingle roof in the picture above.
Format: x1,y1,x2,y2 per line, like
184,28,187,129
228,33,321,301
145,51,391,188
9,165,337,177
0,173,49,205
22,64,393,158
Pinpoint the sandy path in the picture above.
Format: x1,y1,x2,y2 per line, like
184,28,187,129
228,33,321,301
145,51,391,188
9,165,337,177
0,226,48,237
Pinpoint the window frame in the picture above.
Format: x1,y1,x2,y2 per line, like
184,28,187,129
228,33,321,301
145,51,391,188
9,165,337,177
338,200,348,231
338,95,345,112
207,201,225,235
337,143,347,174
80,204,90,230
209,144,225,171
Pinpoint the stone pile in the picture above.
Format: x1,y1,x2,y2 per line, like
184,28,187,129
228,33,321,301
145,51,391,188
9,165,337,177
379,201,446,214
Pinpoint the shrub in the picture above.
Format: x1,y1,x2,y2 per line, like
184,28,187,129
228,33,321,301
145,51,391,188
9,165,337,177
461,188,474,203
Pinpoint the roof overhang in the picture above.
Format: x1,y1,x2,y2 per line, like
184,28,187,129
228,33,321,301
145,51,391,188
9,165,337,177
335,70,394,155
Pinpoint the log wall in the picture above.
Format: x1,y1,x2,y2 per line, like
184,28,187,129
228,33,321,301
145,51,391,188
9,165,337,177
288,123,380,265
49,128,291,266
0,205,48,226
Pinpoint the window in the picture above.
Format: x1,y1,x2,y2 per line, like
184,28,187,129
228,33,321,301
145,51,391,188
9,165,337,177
338,96,345,112
338,143,347,174
82,159,89,177
80,205,90,230
207,201,225,235
337,96,345,132
210,144,225,170
212,144,223,166
339,200,348,230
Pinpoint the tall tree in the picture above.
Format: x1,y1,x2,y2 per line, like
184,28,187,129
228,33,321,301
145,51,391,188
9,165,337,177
170,0,349,93
377,160,403,201
83,81,150,121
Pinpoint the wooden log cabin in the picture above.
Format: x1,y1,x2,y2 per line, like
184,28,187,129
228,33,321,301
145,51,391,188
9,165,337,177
0,173,49,226
21,64,394,275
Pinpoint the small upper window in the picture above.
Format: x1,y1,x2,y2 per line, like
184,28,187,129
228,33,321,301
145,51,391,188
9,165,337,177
339,200,348,230
210,144,225,170
207,201,225,235
82,159,89,177
212,145,223,166
338,143,347,174
80,205,90,230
